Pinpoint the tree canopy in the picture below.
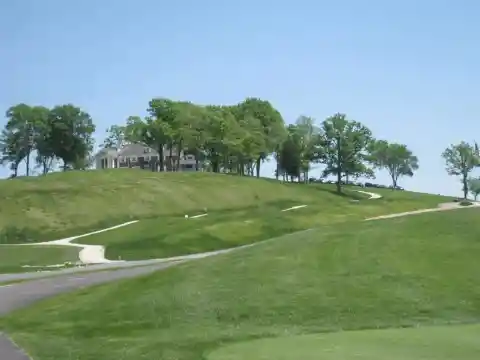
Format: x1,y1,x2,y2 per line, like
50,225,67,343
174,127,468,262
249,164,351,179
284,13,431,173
1,97,426,194
369,140,419,189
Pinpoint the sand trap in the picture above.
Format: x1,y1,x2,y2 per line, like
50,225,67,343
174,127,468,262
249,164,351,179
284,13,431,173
189,214,208,219
281,205,308,212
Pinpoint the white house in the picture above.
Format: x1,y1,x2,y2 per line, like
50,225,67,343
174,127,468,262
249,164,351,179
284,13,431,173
94,143,200,171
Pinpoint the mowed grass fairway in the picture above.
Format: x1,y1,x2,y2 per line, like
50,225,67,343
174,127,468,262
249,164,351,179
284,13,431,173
0,169,450,245
208,324,480,360
0,245,79,274
1,207,478,360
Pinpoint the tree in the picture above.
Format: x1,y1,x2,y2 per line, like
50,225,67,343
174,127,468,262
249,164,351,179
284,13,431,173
318,113,373,193
467,177,480,200
32,106,56,175
48,104,96,171
3,104,36,176
442,141,479,199
203,105,242,173
182,106,210,171
103,125,126,149
369,140,419,189
278,125,302,181
294,116,321,182
237,98,286,177
0,128,27,177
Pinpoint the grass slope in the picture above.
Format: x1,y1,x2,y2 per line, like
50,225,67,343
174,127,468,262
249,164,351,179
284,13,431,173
1,207,478,360
0,246,79,273
0,169,449,244
208,324,480,360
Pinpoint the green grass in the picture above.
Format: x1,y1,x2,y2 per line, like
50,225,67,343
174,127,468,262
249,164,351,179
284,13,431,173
1,207,478,360
0,169,450,244
77,182,451,261
0,245,79,273
207,324,480,360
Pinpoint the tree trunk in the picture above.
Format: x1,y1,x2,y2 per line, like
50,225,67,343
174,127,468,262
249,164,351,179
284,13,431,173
256,157,261,178
168,146,173,172
336,170,342,193
463,173,468,199
25,153,30,176
212,157,219,173
176,142,182,171
158,146,164,172
43,160,48,175
336,135,342,193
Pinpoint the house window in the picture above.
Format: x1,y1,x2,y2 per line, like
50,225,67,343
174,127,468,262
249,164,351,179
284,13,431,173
185,164,194,169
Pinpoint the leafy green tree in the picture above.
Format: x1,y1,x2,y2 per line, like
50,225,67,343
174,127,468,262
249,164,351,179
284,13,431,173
467,177,480,200
369,140,419,189
442,141,479,199
318,113,373,193
103,125,126,149
31,106,56,175
203,105,242,173
0,128,27,177
3,104,36,176
182,106,210,171
48,104,96,171
294,116,321,182
229,103,265,175
143,98,177,171
278,125,302,181
237,98,286,177
170,101,206,171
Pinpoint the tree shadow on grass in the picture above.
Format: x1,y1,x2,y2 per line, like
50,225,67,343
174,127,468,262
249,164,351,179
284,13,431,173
310,185,366,200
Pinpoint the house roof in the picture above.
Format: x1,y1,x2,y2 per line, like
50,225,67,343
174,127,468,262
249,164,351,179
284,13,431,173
94,147,118,158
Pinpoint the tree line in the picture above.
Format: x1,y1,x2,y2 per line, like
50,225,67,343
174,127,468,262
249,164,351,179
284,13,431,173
0,104,95,176
1,97,421,193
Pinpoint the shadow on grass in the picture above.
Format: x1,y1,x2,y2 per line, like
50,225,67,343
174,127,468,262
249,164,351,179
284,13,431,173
309,185,366,200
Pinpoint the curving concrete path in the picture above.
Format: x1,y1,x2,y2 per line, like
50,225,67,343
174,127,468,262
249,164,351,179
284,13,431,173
2,193,480,360
24,220,139,264
354,190,382,199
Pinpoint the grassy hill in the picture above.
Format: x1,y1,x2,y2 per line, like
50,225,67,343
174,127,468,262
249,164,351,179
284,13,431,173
0,168,450,245
2,207,478,360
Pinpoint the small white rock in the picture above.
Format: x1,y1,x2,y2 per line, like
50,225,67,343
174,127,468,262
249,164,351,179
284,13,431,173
185,214,189,218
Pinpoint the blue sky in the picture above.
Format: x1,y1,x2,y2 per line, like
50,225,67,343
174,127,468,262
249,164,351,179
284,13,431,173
1,0,478,196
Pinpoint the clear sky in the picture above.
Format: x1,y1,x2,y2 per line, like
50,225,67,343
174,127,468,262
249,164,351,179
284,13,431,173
1,0,479,196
